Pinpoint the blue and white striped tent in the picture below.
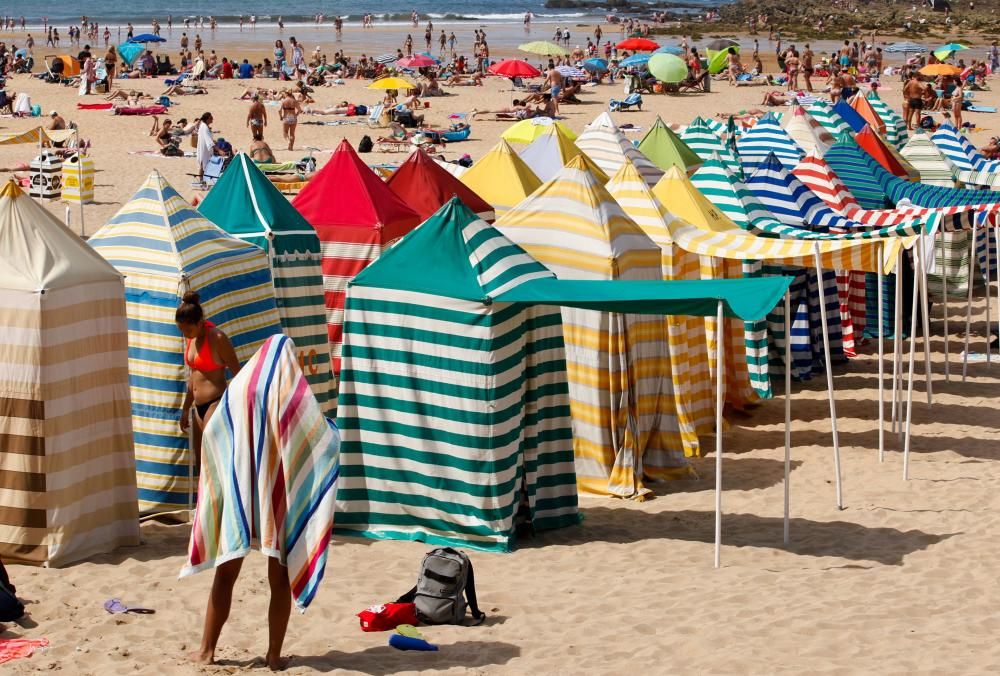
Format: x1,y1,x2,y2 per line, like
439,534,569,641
680,116,742,175
806,100,853,138
89,171,283,514
930,123,1000,188
736,113,805,170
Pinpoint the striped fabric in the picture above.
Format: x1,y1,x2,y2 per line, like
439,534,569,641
606,160,716,432
806,100,853,137
930,124,1000,187
89,172,283,514
0,181,139,567
461,139,542,217
336,199,579,549
865,92,909,149
681,117,743,176
849,93,887,136
182,335,340,611
434,157,468,179
782,106,834,156
736,113,805,170
0,127,76,146
900,131,961,186
574,112,664,187
518,124,610,184
496,156,698,497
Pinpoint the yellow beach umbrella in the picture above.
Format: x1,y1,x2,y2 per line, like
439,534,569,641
518,40,569,57
501,117,577,144
368,76,417,90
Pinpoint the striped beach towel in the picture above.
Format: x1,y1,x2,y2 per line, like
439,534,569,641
181,335,341,611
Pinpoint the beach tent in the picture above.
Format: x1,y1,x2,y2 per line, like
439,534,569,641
930,123,1000,188
574,112,663,186
292,139,422,388
806,100,853,137
855,126,920,180
89,171,283,514
900,130,962,187
833,99,869,133
460,139,542,218
0,180,139,566
637,116,703,174
866,91,909,149
199,154,336,415
501,117,577,144
782,106,834,156
117,42,144,67
517,124,609,183
434,158,468,179
496,156,698,497
48,54,80,76
386,147,495,222
680,116,742,175
849,93,887,136
736,113,805,169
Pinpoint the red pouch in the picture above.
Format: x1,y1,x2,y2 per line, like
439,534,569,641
358,602,419,632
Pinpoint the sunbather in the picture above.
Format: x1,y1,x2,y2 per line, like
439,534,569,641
469,100,535,120
162,83,208,96
445,72,483,86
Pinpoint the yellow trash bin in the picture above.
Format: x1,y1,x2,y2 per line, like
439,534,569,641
62,154,94,204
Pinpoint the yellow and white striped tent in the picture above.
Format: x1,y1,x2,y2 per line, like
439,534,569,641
0,180,139,566
575,112,664,186
496,155,698,498
461,139,543,217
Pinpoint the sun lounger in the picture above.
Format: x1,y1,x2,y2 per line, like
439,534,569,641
609,92,642,112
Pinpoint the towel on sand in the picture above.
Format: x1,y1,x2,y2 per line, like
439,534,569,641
180,335,341,611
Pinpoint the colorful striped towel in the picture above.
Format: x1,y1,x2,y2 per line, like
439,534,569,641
180,335,340,611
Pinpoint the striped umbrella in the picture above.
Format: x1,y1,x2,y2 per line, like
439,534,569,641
555,65,587,78
88,171,284,514
374,53,397,64
884,41,925,54
575,112,663,186
496,156,698,497
736,113,805,170
335,199,579,550
680,116,742,175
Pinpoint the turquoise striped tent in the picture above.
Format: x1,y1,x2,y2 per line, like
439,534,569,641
335,199,579,551
807,100,853,138
866,92,909,149
681,116,742,175
199,154,336,415
89,171,283,513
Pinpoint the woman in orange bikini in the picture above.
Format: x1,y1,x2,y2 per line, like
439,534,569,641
175,292,241,450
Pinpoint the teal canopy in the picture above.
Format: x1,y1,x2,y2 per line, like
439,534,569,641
118,42,144,67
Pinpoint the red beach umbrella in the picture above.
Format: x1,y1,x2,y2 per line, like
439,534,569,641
616,38,660,52
396,54,438,68
488,59,542,78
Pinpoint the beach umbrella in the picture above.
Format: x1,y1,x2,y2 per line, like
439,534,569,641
417,51,442,64
884,41,925,54
653,45,685,55
648,53,688,83
489,59,541,78
934,42,968,60
14,48,27,59
368,76,417,90
519,40,568,56
396,54,437,68
707,48,737,75
556,65,587,79
706,38,739,51
128,33,166,43
582,58,608,72
117,41,144,67
620,53,651,68
616,37,659,51
502,116,577,144
375,53,397,64
920,63,961,77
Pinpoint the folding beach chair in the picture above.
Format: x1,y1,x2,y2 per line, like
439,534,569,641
609,92,642,112
366,103,386,128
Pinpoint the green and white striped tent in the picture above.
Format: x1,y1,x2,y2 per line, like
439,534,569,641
335,199,579,551
899,130,961,187
866,91,909,149
89,172,283,513
680,116,742,176
199,154,336,415
807,100,853,138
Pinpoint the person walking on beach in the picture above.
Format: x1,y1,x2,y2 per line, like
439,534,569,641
196,112,215,184
404,34,413,56
247,94,267,139
279,90,301,151
448,31,456,57
425,25,432,51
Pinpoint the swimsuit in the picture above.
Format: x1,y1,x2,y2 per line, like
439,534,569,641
185,320,224,372
194,397,222,420
908,97,924,110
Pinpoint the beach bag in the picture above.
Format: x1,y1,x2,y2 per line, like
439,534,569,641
358,135,373,153
397,548,485,626
0,559,24,622
358,602,419,632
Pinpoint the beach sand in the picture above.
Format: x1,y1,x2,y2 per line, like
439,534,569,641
3,25,1000,675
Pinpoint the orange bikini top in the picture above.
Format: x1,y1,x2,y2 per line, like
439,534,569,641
185,321,225,372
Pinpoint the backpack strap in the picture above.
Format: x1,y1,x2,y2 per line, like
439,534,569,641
464,559,486,626
396,585,417,604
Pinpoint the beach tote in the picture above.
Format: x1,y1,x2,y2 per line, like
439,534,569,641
397,548,485,626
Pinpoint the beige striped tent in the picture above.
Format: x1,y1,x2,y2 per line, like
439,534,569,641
0,180,139,566
495,156,698,498
575,112,664,187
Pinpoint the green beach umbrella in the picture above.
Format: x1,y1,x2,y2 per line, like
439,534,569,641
518,40,569,57
637,117,703,173
648,53,687,83
707,47,738,75
933,42,968,60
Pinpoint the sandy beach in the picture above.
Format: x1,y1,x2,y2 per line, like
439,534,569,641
2,21,1000,675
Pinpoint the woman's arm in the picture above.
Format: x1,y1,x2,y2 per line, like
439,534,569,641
215,331,242,377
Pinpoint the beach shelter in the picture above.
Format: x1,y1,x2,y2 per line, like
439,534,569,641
736,113,805,169
849,93,887,136
866,91,909,149
930,123,1000,188
637,117,703,174
88,172,283,514
782,106,834,156
386,147,495,222
48,54,80,76
292,139,422,387
900,130,962,187
199,154,336,415
833,99,869,133
496,156,698,497
855,126,920,180
680,116,742,175
501,117,577,144
117,42,144,67
574,112,663,187
0,180,139,566
806,100,853,137
433,158,468,179
460,139,542,218
518,124,609,183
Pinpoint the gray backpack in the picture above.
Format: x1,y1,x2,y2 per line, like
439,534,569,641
397,548,485,626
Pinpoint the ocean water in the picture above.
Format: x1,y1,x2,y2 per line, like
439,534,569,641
8,1,713,29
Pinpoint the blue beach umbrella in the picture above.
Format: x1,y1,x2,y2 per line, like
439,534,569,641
129,33,166,43
621,53,650,68
884,41,925,54
653,46,685,55
582,58,608,72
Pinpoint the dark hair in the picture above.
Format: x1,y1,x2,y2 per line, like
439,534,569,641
175,291,204,324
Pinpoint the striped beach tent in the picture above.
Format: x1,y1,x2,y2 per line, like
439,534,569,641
849,93,887,136
782,106,834,156
434,157,468,179
0,180,139,566
518,123,610,184
681,116,742,175
736,113,805,169
606,160,715,431
292,139,422,389
88,172,283,514
899,130,962,186
855,126,920,180
335,198,579,550
574,112,664,186
637,116,703,174
496,156,698,497
806,100,853,137
386,147,495,222
866,91,909,148
833,99,869,133
460,139,542,218
930,123,1000,188
199,154,336,415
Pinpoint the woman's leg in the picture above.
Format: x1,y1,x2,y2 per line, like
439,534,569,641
286,122,296,150
265,557,292,670
189,558,244,664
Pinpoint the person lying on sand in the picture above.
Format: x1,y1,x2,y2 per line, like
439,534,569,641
162,83,208,96
470,100,540,120
445,72,483,86
761,90,791,106
105,89,148,106
239,87,281,101
303,101,368,116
